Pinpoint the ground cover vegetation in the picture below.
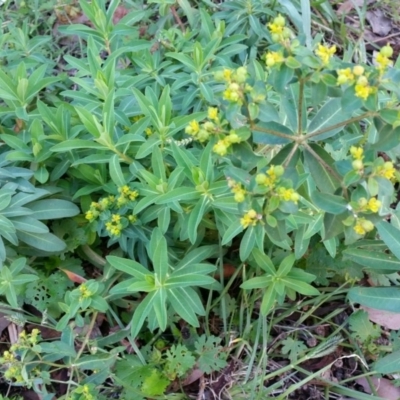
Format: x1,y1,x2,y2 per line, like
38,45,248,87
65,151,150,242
1,0,400,398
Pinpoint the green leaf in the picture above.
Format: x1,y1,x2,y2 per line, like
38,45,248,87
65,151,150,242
17,231,66,252
260,285,277,315
11,217,49,234
167,274,216,288
222,221,243,245
251,248,275,275
74,106,103,138
188,196,210,244
240,276,273,290
311,191,348,214
343,248,400,270
155,187,200,204
176,245,218,270
168,288,199,327
109,154,126,187
277,254,296,277
28,199,80,219
308,98,350,141
376,221,400,261
304,144,341,193
281,337,308,363
50,140,107,152
106,256,150,279
240,225,256,261
131,291,158,338
150,228,169,281
348,287,400,312
153,288,167,331
375,350,400,374
348,310,380,343
281,277,320,295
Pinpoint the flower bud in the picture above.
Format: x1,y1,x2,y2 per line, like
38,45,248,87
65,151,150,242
360,219,374,232
274,14,285,27
352,160,364,170
380,44,393,58
353,65,364,76
247,209,257,219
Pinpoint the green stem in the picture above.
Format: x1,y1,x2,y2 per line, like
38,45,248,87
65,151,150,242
74,311,98,361
297,79,305,135
81,245,107,268
282,143,299,168
250,123,294,141
304,111,376,141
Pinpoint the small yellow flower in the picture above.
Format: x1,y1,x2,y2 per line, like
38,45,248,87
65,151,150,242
315,44,336,65
353,218,374,235
185,120,200,135
350,146,364,160
79,284,93,299
231,182,246,202
208,107,219,121
223,68,233,82
213,139,229,156
375,161,396,180
355,83,372,100
128,215,137,223
240,209,258,229
267,21,284,35
277,187,298,203
99,198,110,210
145,127,153,136
225,132,241,144
128,190,139,201
223,88,240,102
337,68,354,85
111,214,121,223
353,65,365,76
367,197,381,213
265,51,284,67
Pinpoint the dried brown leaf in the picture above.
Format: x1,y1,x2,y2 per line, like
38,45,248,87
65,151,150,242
362,306,400,330
357,377,400,400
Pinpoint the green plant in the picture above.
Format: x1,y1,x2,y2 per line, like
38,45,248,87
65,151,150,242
1,0,400,398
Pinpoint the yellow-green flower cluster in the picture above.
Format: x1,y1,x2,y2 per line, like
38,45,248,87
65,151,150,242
265,51,284,68
185,107,221,143
105,214,123,237
117,185,139,206
85,186,139,238
1,330,42,384
185,107,243,156
214,66,248,104
213,131,241,156
354,75,374,100
266,14,291,43
315,43,336,65
376,44,393,75
350,146,364,171
72,384,96,400
337,64,376,100
79,283,94,300
240,209,259,229
276,187,300,203
353,217,374,235
356,197,382,213
1,350,24,383
374,161,397,181
255,165,284,189
228,180,247,203
10,329,41,352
